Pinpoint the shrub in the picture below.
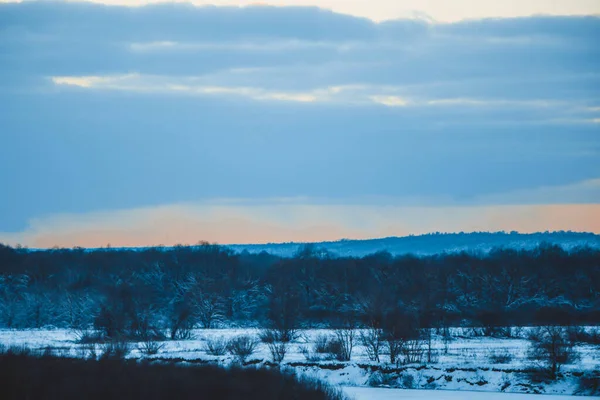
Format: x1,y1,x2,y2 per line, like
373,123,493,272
227,335,258,363
267,342,287,363
400,374,415,389
576,375,600,396
260,328,299,344
259,329,280,344
482,326,512,338
100,340,131,360
278,328,299,343
324,338,345,361
204,337,228,356
170,325,194,340
462,327,485,337
487,349,514,364
93,302,164,343
77,343,98,360
294,373,350,400
366,371,384,387
526,368,553,383
75,329,106,344
0,345,31,357
138,340,164,356
314,334,353,362
367,371,399,388
299,345,322,362
40,346,56,357
313,334,331,354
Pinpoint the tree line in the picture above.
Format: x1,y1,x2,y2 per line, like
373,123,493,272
0,242,598,335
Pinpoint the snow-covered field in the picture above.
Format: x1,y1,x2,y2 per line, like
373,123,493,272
1,328,599,397
343,387,597,400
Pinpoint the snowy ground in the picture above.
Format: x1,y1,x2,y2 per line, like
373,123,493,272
1,328,598,396
343,387,598,400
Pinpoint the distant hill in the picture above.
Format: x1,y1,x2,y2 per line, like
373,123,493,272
226,231,600,257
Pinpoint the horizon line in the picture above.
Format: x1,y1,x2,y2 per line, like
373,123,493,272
4,229,598,251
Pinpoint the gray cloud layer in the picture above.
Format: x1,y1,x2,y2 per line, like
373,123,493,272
1,2,599,232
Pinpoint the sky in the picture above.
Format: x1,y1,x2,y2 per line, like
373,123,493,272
0,1,599,247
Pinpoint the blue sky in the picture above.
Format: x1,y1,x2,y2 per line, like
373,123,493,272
1,1,599,247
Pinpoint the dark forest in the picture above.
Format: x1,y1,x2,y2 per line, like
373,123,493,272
1,242,598,337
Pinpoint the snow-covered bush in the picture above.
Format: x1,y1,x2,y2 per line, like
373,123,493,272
227,335,258,363
138,339,164,356
267,341,287,363
313,334,330,354
259,329,279,344
204,337,228,356
259,328,298,344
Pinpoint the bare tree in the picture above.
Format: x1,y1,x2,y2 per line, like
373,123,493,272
168,279,196,339
359,327,384,362
528,326,579,379
0,274,27,328
381,310,421,365
194,293,225,329
403,337,425,364
266,282,301,343
182,275,225,329
61,293,96,329
333,327,355,362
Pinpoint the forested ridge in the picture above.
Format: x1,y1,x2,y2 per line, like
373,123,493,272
227,231,600,257
0,241,598,336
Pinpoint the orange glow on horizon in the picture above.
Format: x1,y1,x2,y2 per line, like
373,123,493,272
2,203,598,248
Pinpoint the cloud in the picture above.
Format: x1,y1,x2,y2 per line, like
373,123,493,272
473,178,600,205
48,73,592,112
51,74,323,102
3,0,600,22
128,39,343,53
369,95,409,107
0,2,598,237
2,4,597,106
